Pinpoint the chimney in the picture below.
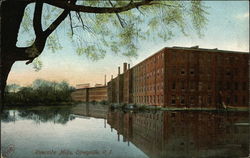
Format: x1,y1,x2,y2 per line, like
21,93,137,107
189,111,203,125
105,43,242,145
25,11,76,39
104,74,106,86
118,66,120,75
111,75,113,80
123,63,127,73
128,64,130,69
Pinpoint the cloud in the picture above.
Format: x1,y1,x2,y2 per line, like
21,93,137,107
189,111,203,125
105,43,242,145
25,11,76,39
235,12,249,20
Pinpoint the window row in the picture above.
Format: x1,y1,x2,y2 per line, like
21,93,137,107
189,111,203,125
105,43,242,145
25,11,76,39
134,95,164,104
133,68,164,79
134,83,164,93
170,95,248,105
171,81,210,91
170,81,247,91
217,81,247,91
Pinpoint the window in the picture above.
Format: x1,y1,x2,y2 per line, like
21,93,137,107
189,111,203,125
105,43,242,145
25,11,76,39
181,69,185,75
226,96,230,105
198,82,202,91
190,82,195,90
242,96,246,104
181,81,185,90
190,96,194,105
226,70,231,76
217,95,222,105
208,83,211,90
172,82,176,90
199,96,202,105
229,56,234,63
227,82,230,90
180,96,185,105
242,82,246,90
234,95,238,104
234,68,238,76
171,113,176,117
171,96,176,105
235,82,238,90
208,96,212,105
218,81,222,90
190,68,194,75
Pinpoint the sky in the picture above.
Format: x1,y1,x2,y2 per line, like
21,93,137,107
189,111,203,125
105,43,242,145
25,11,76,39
7,1,249,87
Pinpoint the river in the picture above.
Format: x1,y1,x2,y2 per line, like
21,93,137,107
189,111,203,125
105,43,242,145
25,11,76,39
1,103,249,158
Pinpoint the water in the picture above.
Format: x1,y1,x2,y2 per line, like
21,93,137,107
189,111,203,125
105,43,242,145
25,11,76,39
1,104,249,158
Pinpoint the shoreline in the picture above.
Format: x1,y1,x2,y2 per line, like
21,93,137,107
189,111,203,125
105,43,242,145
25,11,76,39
2,102,249,112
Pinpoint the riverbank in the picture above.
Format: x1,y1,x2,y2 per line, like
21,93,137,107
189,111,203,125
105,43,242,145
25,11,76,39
3,101,249,112
110,103,249,112
3,101,79,110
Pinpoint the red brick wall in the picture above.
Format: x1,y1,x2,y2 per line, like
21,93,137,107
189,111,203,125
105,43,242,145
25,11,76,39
165,48,249,108
88,86,108,102
71,88,88,102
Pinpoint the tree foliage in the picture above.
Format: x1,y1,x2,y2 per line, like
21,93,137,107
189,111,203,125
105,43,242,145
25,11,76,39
4,79,75,105
18,0,208,67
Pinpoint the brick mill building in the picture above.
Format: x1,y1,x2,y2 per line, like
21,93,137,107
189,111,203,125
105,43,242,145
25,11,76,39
108,46,249,108
71,85,108,102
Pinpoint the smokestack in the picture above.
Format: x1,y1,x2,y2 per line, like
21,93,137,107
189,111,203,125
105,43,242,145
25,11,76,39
118,66,120,75
123,63,127,73
111,75,113,80
104,74,106,86
128,64,130,69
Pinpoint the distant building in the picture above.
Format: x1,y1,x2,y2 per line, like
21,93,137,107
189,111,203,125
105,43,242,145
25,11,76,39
71,86,107,102
108,46,249,108
76,83,90,89
95,84,103,87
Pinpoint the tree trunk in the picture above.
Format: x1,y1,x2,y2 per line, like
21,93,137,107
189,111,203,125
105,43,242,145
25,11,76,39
1,1,29,111
1,60,15,110
1,0,70,111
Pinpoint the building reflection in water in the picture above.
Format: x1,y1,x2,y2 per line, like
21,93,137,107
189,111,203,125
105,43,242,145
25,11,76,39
2,104,249,158
107,110,249,158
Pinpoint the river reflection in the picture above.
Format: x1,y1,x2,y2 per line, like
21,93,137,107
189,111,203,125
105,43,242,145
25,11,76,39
107,110,250,158
2,106,75,124
1,104,249,158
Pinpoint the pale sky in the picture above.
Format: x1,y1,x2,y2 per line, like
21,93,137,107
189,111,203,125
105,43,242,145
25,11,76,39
8,1,249,87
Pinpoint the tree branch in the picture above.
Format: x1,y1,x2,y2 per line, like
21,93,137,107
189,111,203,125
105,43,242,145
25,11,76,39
69,12,74,36
33,1,44,36
18,0,77,64
75,12,85,29
38,0,154,14
43,9,70,37
43,0,77,37
108,0,126,28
